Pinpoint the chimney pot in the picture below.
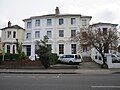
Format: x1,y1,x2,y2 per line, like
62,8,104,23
55,7,60,15
8,21,11,27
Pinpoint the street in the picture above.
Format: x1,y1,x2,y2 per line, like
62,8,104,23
0,74,120,90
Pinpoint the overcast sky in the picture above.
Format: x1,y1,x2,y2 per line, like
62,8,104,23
0,0,120,30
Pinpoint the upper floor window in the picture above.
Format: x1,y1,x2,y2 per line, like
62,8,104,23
35,31,40,38
47,19,52,26
59,30,64,37
7,31,11,38
26,33,31,39
13,31,16,38
59,18,64,25
27,22,32,29
71,30,76,37
71,18,76,25
35,19,40,27
47,44,52,51
103,28,107,35
82,19,87,26
47,31,52,38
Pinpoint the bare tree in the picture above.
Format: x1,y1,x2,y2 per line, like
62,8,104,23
71,27,118,67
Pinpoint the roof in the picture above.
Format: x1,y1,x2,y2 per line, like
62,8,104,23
90,22,118,27
23,14,92,21
0,25,25,30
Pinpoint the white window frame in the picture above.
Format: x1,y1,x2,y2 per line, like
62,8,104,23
35,31,40,38
71,18,76,25
47,31,52,38
26,33,31,40
59,18,64,25
47,19,52,26
27,22,32,29
35,19,40,27
59,30,64,37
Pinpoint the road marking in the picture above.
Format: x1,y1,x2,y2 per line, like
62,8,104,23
57,74,61,78
91,86,120,88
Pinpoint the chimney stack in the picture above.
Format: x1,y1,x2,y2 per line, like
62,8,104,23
55,7,60,15
8,21,11,27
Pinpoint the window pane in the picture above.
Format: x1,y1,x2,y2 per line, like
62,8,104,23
82,19,87,26
7,31,11,38
26,45,31,56
71,44,76,54
13,31,16,38
59,18,64,25
7,45,10,53
13,45,15,54
35,31,40,38
47,31,52,38
71,30,76,37
59,30,64,37
35,20,40,27
26,33,31,39
27,22,32,29
71,18,76,25
47,19,52,26
59,44,64,54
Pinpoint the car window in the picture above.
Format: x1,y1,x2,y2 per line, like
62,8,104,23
60,55,74,58
75,55,81,59
112,55,115,57
66,55,74,58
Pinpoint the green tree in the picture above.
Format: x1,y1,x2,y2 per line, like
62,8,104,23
35,36,52,69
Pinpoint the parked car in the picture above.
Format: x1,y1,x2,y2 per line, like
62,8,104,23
111,54,120,62
58,54,82,64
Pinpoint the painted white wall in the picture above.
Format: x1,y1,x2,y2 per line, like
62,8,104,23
23,15,91,60
1,28,25,53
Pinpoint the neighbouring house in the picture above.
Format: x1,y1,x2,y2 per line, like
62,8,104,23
90,22,118,64
0,37,2,53
22,7,92,60
0,21,25,54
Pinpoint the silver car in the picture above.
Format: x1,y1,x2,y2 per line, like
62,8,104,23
58,54,82,64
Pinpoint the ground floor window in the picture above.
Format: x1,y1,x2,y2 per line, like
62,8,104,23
26,45,31,56
13,45,15,54
7,45,10,53
59,44,64,54
71,44,76,54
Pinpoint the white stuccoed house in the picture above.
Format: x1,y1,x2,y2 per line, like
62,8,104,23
0,21,25,54
22,7,92,60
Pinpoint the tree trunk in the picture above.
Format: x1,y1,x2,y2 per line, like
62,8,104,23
101,54,108,68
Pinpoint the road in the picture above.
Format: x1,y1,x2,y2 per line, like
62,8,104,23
0,74,120,90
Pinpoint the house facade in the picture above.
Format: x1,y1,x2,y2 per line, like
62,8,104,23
0,21,25,54
90,22,118,64
22,7,92,60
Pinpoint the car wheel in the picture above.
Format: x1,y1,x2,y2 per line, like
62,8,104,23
69,61,73,65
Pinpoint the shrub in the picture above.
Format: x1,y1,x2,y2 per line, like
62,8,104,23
50,53,58,65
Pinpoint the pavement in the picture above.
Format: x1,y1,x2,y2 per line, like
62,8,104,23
0,68,120,75
0,59,120,75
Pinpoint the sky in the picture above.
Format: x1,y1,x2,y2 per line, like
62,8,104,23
0,0,120,31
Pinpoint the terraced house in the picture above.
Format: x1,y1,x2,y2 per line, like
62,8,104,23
22,7,92,60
